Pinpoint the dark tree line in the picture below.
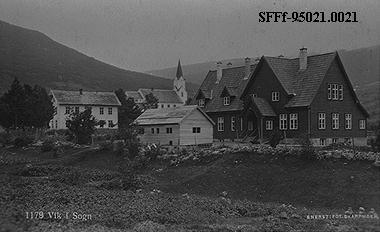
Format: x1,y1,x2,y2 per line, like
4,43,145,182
0,78,54,132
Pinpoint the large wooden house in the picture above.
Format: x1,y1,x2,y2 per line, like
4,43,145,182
193,48,369,146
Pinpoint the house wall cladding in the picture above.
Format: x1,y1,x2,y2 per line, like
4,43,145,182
139,124,180,145
310,58,367,138
180,109,213,145
208,110,245,140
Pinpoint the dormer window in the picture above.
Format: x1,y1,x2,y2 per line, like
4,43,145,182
223,96,230,105
272,92,280,102
328,84,343,100
198,99,205,107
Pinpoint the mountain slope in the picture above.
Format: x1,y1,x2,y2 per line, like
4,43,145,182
0,20,198,94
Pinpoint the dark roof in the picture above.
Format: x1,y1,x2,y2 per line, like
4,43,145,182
135,105,214,125
193,64,257,112
51,90,121,106
252,97,276,116
125,91,143,100
176,59,183,79
139,89,183,103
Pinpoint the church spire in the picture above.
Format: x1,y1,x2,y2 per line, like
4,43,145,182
176,59,183,79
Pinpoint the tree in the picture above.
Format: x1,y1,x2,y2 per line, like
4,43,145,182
1,78,26,129
143,92,158,109
115,89,142,140
66,108,98,144
185,97,193,105
0,98,13,132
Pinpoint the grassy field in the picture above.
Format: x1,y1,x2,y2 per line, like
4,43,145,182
0,146,379,231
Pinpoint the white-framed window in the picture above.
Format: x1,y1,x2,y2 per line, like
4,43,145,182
65,106,71,114
231,116,236,131
332,84,339,100
359,119,366,130
240,117,243,131
289,113,298,130
166,128,173,134
332,113,339,130
345,114,352,129
265,120,273,130
332,138,338,144
217,117,224,131
338,85,343,100
320,138,326,146
223,96,230,106
272,92,280,102
192,127,201,133
318,113,326,129
279,114,287,130
198,99,205,107
108,120,113,128
248,121,253,131
156,128,160,134
99,107,104,115
108,107,112,115
151,128,154,134
327,84,332,100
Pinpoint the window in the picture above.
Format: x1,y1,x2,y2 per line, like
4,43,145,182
151,128,154,134
108,107,113,115
359,119,366,130
55,120,58,128
265,120,273,130
318,113,326,129
166,128,173,134
240,117,243,131
332,113,339,130
252,93,257,97
231,116,236,131
217,117,224,131
320,138,326,146
272,92,280,101
99,120,105,128
198,99,205,107
156,128,160,134
332,138,338,144
279,114,287,130
161,104,164,108
289,113,298,130
169,141,173,145
192,127,201,133
332,84,339,100
74,106,79,114
327,84,332,100
338,85,343,100
181,92,184,97
173,105,176,107
345,114,352,129
99,107,104,115
223,96,230,105
108,120,113,128
65,106,71,114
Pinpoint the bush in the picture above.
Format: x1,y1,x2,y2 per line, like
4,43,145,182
41,139,55,152
0,132,13,146
98,141,113,151
298,135,317,160
13,136,34,148
124,140,141,158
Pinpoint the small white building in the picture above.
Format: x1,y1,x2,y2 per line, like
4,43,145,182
50,89,121,130
135,105,214,146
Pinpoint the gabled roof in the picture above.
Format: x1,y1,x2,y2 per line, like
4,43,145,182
139,89,183,104
135,105,214,125
252,97,276,117
193,63,257,112
125,91,143,100
51,90,121,106
221,86,238,97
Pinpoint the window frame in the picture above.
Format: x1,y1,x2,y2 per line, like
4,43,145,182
223,96,230,106
332,84,339,100
151,128,154,134
108,107,113,115
279,114,287,130
338,85,343,100
289,113,298,130
318,113,326,130
192,127,201,133
217,117,224,131
327,84,332,100
320,138,326,146
345,113,352,130
108,120,113,128
265,120,273,130
65,106,71,115
166,127,173,134
198,98,205,107
231,116,236,132
359,119,366,130
332,113,339,130
271,91,280,102
99,107,104,115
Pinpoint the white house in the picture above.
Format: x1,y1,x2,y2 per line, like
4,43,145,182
50,89,121,130
126,59,187,109
134,105,214,146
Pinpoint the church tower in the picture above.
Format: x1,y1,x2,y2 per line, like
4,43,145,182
173,59,187,104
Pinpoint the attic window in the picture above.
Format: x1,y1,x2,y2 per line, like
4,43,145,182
223,96,230,106
198,99,205,107
272,92,280,102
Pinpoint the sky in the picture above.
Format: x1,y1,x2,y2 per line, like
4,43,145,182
0,0,379,72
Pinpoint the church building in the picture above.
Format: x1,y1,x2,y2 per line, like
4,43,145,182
126,60,188,108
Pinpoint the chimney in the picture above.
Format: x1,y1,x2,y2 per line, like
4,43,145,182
216,61,222,83
244,57,251,79
79,89,83,95
299,47,307,71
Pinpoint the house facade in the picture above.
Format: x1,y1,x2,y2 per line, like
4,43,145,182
126,60,187,109
50,89,121,130
193,48,369,146
135,105,214,146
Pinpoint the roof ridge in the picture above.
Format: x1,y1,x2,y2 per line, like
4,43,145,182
265,51,336,60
